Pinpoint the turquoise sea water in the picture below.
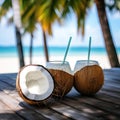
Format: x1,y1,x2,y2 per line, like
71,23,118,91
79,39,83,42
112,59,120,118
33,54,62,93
0,46,120,57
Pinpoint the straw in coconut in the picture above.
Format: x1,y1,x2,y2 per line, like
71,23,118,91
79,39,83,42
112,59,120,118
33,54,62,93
63,36,72,64
87,36,92,64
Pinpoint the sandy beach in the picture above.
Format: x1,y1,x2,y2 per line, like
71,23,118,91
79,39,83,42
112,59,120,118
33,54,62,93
0,54,119,74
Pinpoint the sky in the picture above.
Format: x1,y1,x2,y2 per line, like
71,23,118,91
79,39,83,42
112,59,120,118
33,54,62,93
0,4,120,47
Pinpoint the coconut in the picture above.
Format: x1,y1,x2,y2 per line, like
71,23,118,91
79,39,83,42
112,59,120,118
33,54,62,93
74,65,104,95
16,65,54,105
48,69,74,97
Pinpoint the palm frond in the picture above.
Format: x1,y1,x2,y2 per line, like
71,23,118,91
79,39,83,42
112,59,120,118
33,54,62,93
36,0,63,35
105,0,120,11
0,0,12,18
22,1,36,23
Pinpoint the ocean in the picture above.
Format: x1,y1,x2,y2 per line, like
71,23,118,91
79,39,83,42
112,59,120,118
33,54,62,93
0,46,120,72
0,46,120,58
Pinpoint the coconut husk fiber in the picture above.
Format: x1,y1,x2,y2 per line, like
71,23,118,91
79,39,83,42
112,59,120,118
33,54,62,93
74,65,104,95
48,69,74,98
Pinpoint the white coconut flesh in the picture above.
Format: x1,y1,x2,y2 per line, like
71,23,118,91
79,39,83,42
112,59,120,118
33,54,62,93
19,65,54,101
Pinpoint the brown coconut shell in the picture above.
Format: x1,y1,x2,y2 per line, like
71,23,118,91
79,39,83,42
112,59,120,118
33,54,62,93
48,69,74,97
74,65,104,95
16,65,54,105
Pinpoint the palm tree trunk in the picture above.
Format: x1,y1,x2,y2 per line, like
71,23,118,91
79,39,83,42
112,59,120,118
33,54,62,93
12,0,25,68
30,33,33,64
15,26,25,67
95,0,119,67
42,29,49,62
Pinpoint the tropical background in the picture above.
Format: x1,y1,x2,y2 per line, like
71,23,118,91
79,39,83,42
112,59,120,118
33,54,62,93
0,0,120,73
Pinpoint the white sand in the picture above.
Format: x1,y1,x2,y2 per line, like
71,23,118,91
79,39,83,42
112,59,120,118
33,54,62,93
0,55,120,73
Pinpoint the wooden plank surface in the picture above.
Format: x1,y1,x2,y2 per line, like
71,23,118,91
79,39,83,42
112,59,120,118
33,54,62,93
0,68,120,120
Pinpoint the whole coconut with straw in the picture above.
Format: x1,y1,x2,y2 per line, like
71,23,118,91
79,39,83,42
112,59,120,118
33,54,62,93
47,37,74,98
74,37,104,95
16,65,54,105
47,62,74,98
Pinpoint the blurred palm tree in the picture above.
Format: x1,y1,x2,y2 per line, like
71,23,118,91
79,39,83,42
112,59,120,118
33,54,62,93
22,16,35,64
22,0,64,62
35,0,64,62
94,0,119,67
0,0,25,68
21,0,37,64
61,0,119,67
12,0,25,67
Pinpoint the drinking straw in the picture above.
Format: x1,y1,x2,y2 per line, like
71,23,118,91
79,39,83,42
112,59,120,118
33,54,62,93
87,36,92,64
63,36,72,64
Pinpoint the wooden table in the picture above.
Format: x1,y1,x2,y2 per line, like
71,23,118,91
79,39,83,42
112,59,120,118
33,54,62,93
0,68,120,120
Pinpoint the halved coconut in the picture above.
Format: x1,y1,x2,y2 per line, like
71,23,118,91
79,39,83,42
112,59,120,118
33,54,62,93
16,65,54,105
74,65,104,95
48,69,74,97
